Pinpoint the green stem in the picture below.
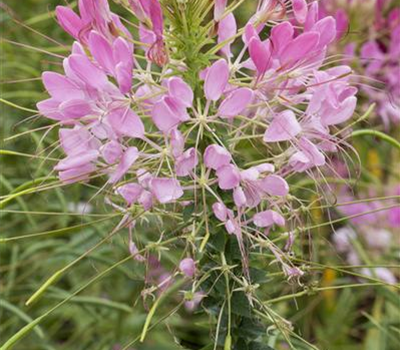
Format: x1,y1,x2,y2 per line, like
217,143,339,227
350,129,400,151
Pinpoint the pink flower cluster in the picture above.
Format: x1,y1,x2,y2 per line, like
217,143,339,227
321,0,400,126
333,186,400,284
38,0,359,271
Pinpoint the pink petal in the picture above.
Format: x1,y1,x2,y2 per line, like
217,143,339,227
280,32,320,69
147,0,164,36
88,31,115,74
335,9,349,39
117,183,143,205
212,202,228,222
59,163,96,184
259,175,289,196
175,148,198,177
55,150,99,171
304,1,319,31
59,99,93,119
113,37,134,93
243,23,258,45
170,128,185,158
107,108,145,138
312,17,336,48
204,59,229,101
204,144,232,170
150,178,184,203
59,127,95,155
152,97,184,132
68,54,109,89
298,137,325,167
292,0,308,24
271,21,294,56
214,0,227,21
249,37,271,75
216,164,241,190
321,96,357,126
218,13,237,57
254,163,275,173
264,110,301,142
37,98,63,120
253,210,285,228
139,190,154,210
179,258,196,278
115,62,133,94
167,77,194,108
109,147,139,184
113,36,133,66
56,6,83,39
218,88,253,118
139,24,157,49
101,140,123,164
129,0,148,22
42,72,84,100
233,186,247,207
240,167,260,181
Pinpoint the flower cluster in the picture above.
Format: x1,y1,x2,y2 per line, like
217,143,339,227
37,0,361,299
333,185,400,284
321,0,400,127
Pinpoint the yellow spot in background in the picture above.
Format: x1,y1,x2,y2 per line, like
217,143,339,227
367,149,382,180
322,268,337,311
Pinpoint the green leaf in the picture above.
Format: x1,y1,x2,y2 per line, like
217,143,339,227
231,292,251,317
248,341,274,350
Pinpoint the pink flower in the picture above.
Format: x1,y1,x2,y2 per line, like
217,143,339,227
184,292,206,311
88,31,134,93
56,0,130,44
179,258,196,278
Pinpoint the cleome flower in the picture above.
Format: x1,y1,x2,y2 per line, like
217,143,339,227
35,0,366,332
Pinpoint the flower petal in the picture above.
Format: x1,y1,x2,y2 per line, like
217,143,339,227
259,175,289,196
204,144,232,170
107,108,145,138
109,147,139,184
218,88,253,118
150,178,184,203
216,164,241,190
204,59,229,101
253,210,285,228
264,110,301,142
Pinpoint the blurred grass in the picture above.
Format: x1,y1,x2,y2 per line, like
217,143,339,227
0,1,399,350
